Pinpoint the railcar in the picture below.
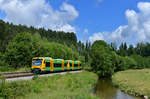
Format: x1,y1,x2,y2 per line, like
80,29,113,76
31,57,81,73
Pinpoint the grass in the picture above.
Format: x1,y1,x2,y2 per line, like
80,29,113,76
112,69,150,97
0,66,15,72
82,65,92,71
0,71,99,99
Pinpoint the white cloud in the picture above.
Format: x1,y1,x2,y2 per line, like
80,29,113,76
89,2,150,44
83,28,88,34
0,0,78,33
89,25,129,43
97,0,103,3
95,0,103,8
56,24,76,33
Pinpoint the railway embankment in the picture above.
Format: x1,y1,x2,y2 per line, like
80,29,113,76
0,71,99,99
112,69,150,99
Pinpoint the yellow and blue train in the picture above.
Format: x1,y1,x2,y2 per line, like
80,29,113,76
31,57,81,73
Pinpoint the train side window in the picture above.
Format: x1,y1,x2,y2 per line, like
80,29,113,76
70,63,72,66
54,63,62,67
74,64,78,67
64,63,68,66
46,62,50,67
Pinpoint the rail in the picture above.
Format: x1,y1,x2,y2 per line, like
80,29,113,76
0,72,34,78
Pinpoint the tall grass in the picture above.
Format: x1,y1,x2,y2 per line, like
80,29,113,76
0,71,99,99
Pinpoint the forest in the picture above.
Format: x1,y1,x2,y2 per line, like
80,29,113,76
0,19,87,70
1,19,150,77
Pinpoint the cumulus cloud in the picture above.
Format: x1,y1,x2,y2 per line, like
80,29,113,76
0,0,78,33
89,2,150,44
95,0,103,8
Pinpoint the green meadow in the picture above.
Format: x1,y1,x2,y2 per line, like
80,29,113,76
112,69,150,97
0,71,99,99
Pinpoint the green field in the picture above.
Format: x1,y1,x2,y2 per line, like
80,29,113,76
0,71,99,99
112,69,150,97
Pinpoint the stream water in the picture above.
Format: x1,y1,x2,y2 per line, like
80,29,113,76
94,78,142,99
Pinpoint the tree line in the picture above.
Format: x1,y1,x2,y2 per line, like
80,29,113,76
0,19,79,53
91,40,150,77
0,19,88,70
0,32,79,69
113,42,150,57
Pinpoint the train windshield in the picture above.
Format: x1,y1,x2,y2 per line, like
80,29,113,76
32,59,43,66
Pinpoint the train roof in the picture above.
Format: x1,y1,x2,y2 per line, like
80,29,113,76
32,57,81,64
32,57,47,59
53,59,63,60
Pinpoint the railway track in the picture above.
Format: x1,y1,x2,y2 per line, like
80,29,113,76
0,70,82,79
0,72,34,79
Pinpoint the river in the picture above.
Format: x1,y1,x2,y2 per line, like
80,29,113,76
94,78,142,99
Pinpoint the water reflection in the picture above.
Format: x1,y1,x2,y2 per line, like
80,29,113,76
95,78,142,99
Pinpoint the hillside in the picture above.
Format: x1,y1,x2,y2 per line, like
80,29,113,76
0,19,78,52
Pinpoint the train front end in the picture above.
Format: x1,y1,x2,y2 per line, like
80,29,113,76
31,57,44,73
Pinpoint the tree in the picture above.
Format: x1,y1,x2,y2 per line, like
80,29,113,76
118,42,128,56
85,40,90,63
127,44,135,56
91,40,115,77
110,42,117,51
0,19,78,54
124,56,137,69
0,20,6,52
31,33,47,57
5,32,33,68
135,43,145,56
4,32,79,68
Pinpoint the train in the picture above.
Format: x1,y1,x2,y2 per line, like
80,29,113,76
31,57,81,73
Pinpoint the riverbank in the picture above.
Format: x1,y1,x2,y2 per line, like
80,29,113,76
0,71,99,99
112,69,150,98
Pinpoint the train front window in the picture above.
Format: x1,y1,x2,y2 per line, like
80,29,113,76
32,59,43,66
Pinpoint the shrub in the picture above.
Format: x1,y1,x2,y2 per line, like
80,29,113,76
124,56,137,69
130,54,145,69
144,57,150,68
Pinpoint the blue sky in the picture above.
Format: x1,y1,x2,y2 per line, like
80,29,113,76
0,0,150,45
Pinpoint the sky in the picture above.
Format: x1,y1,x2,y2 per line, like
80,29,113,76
0,0,150,45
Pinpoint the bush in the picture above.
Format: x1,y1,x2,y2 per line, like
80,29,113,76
144,57,150,68
112,53,137,72
124,56,137,69
112,53,124,72
130,54,146,69
0,52,6,66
